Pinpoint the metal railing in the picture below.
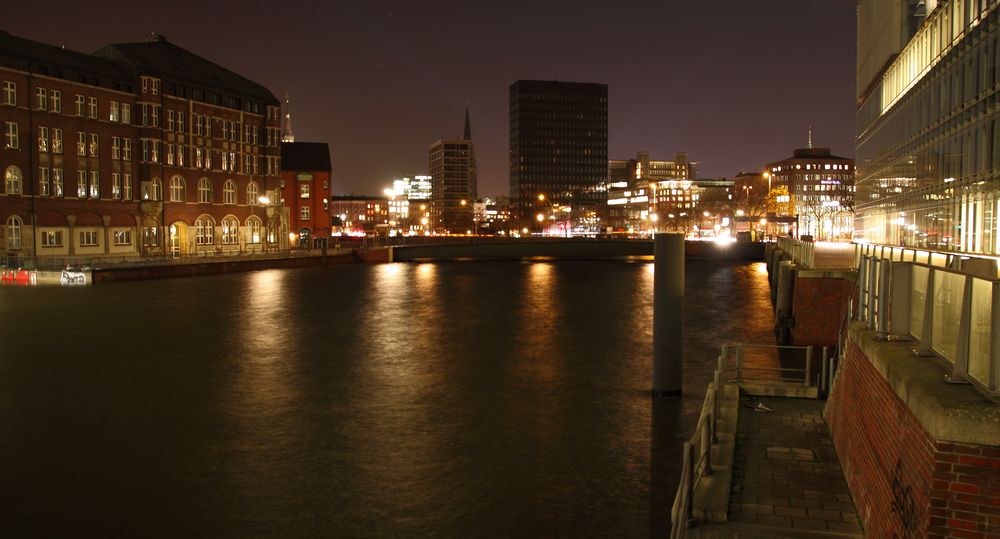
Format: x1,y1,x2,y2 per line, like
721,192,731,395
855,251,1000,397
777,237,815,268
0,248,349,271
670,367,725,539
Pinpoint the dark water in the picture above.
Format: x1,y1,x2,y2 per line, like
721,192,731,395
0,260,773,537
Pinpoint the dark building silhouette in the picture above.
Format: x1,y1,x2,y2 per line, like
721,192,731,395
509,80,608,230
428,104,476,232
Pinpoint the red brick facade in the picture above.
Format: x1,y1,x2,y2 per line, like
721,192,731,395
791,274,854,347
827,341,1000,538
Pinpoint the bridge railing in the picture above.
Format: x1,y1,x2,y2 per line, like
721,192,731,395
855,253,1000,397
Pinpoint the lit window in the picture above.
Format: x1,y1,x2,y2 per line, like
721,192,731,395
196,217,214,245
41,230,62,247
247,217,262,243
79,230,99,247
4,165,22,194
123,173,132,200
223,180,236,204
198,178,212,203
37,126,48,152
52,128,62,153
113,229,133,246
221,217,239,244
4,121,18,149
88,133,98,157
300,184,310,198
38,167,49,196
247,181,259,205
52,168,63,197
301,206,311,221
89,171,99,198
110,101,120,122
6,215,22,250
170,176,185,202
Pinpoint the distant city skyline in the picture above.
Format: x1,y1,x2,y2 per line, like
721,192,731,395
5,0,856,196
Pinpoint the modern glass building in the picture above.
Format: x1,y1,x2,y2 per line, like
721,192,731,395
855,0,1000,253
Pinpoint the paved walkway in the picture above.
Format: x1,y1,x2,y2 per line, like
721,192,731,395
723,396,862,537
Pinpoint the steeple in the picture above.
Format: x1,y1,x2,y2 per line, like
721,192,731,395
807,125,813,149
463,101,472,141
281,93,295,143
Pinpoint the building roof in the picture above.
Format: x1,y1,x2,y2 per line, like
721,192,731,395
281,142,332,172
94,33,278,106
0,30,134,91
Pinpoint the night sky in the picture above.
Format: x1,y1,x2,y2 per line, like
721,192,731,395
7,0,856,197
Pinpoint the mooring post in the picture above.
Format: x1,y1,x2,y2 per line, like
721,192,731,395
653,233,684,397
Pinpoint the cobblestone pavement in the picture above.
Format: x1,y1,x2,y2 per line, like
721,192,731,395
727,396,863,536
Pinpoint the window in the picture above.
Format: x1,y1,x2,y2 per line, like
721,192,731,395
252,156,258,175
220,152,227,171
122,103,131,124
4,165,22,195
222,120,228,140
110,101,119,122
52,128,62,153
151,79,160,96
177,112,184,133
204,116,211,137
75,94,84,116
204,148,211,169
150,140,158,162
244,124,250,143
87,97,97,118
221,217,239,244
243,154,250,174
194,114,203,135
52,168,63,197
300,184,310,198
247,217,262,243
176,145,184,167
6,216,22,250
252,126,258,145
123,138,131,161
301,206,311,221
223,180,236,204
112,172,121,199
41,230,62,247
196,217,214,245
113,229,132,246
79,230,99,247
194,148,203,168
169,176,185,202
143,178,162,201
152,105,160,127
247,181,259,205
197,178,212,203
38,126,48,152
50,90,61,113
111,136,120,160
35,87,46,110
142,104,149,126
4,121,18,149
89,171,99,198
88,133,98,157
143,226,160,247
166,110,175,131
123,173,132,200
77,132,86,156
2,81,14,105
166,143,175,166
38,167,50,196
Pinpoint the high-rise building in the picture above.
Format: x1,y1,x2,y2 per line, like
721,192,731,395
606,152,699,231
0,31,286,261
509,80,608,229
856,0,1000,253
428,104,476,232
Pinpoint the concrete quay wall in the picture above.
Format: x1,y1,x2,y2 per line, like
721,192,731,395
827,323,1000,539
91,252,355,283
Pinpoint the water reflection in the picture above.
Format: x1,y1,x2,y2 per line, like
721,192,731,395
514,263,562,384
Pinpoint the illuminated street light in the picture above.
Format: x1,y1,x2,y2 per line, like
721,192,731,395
460,199,467,206
536,213,545,222
538,193,545,201
258,195,270,205
703,211,711,217
736,209,745,217
650,213,659,222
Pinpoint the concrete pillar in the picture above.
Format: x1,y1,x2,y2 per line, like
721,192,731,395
774,260,796,345
653,233,684,397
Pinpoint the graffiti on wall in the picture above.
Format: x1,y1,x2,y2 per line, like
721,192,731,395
890,459,919,538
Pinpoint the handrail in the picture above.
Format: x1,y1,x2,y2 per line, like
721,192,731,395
853,248,999,397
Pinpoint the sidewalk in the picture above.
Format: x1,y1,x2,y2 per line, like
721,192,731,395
688,396,863,538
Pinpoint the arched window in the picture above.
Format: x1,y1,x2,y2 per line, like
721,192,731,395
223,180,237,205
197,177,212,203
195,216,214,245
169,176,185,202
246,181,259,205
246,216,262,244
221,216,239,244
5,166,22,195
6,215,22,250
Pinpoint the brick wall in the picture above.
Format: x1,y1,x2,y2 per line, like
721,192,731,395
827,341,1000,538
790,274,854,347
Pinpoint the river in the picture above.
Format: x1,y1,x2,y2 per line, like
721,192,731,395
0,260,773,537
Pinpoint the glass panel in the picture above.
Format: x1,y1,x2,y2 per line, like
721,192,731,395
911,265,929,340
931,271,965,364
968,279,993,386
931,253,949,267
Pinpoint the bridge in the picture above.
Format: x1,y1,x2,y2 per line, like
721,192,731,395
382,238,765,262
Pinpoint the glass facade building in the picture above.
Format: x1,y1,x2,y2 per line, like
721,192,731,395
855,0,1000,253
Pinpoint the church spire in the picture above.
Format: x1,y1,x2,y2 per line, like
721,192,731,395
463,101,471,141
807,125,813,149
281,93,295,143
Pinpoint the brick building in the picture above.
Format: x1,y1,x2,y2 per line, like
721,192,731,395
0,30,286,264
281,142,332,249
